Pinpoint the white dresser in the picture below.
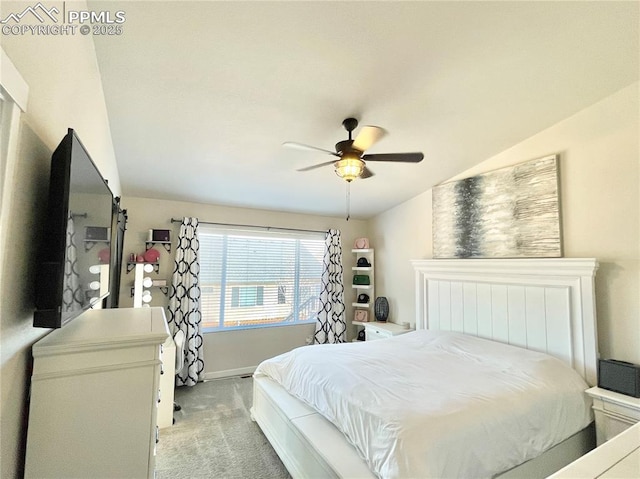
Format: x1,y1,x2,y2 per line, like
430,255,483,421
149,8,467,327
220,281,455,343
24,307,169,479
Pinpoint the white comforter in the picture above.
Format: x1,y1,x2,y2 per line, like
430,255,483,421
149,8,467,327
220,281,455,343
254,330,592,479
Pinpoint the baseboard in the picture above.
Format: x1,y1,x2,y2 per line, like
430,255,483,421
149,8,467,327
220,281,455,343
203,366,256,380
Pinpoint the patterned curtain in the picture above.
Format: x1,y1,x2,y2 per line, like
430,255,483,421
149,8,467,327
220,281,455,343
168,217,204,386
314,229,346,344
62,214,83,312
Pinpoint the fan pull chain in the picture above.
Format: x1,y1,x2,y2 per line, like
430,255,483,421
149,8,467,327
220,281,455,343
346,181,351,221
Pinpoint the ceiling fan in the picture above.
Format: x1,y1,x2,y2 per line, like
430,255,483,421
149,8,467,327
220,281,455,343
283,118,424,182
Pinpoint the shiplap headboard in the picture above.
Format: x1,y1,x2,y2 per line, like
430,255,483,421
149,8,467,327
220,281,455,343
411,259,599,386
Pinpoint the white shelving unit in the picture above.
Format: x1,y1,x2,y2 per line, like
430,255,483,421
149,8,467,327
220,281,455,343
352,248,374,340
351,248,374,308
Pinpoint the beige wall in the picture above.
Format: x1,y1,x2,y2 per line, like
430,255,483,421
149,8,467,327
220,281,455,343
120,196,368,378
370,83,640,364
367,190,432,325
0,2,121,193
0,4,119,475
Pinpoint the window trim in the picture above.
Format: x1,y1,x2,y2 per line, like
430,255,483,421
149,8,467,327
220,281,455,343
1,49,29,111
1,49,28,206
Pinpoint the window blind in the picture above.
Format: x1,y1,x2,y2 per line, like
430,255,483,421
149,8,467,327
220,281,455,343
199,225,325,330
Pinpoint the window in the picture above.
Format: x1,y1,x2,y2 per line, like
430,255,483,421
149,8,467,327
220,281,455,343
1,49,29,279
231,286,264,307
199,225,325,331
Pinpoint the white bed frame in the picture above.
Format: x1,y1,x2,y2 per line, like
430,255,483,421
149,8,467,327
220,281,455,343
252,258,599,478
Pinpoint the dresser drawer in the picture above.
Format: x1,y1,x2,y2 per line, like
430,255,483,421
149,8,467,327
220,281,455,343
365,327,392,341
594,409,636,444
601,398,640,421
361,322,412,341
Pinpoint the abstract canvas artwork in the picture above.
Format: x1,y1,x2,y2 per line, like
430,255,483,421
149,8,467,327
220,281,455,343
433,155,561,258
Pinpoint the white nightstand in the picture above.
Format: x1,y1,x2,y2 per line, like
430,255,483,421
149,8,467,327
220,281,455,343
353,321,413,341
586,386,640,446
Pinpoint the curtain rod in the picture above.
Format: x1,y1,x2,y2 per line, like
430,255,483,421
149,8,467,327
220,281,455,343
170,218,326,235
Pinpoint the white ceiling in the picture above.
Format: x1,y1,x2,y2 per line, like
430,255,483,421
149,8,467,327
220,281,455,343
90,1,638,220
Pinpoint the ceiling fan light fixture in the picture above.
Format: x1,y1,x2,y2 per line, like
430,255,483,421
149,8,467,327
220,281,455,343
287,117,423,185
335,157,365,182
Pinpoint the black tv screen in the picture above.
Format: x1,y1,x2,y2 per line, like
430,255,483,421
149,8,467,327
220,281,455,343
34,129,115,328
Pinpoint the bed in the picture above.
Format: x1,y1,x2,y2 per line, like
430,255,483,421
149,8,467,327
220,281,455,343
251,258,599,478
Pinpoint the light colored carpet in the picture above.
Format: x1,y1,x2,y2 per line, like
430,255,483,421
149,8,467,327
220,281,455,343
155,376,291,479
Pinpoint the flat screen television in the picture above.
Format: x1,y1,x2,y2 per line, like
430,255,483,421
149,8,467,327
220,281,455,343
34,128,118,328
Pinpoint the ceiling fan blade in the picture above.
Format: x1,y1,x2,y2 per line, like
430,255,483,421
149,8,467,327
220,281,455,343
352,126,387,152
360,166,375,179
283,142,339,156
296,160,337,172
362,152,424,163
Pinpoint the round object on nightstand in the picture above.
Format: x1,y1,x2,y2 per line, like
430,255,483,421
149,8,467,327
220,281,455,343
374,297,389,322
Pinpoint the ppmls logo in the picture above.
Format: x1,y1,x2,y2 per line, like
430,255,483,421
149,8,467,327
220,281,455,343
1,2,60,24
1,2,126,36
